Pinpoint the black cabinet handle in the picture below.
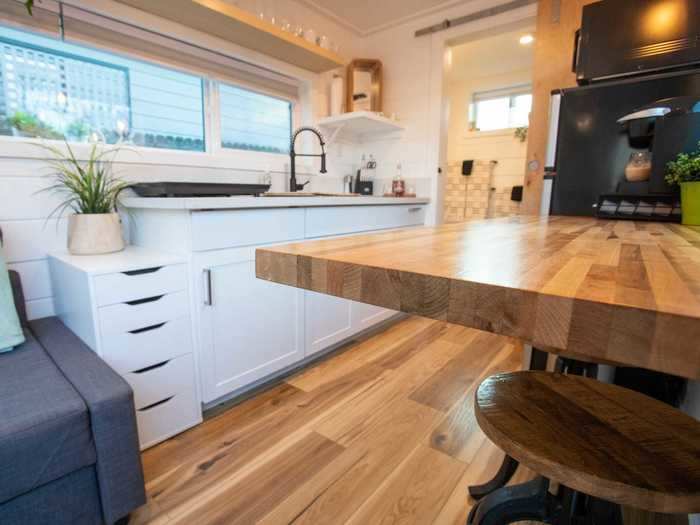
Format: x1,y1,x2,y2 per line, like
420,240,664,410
138,396,174,412
125,295,164,306
122,267,163,276
132,360,170,374
128,322,167,334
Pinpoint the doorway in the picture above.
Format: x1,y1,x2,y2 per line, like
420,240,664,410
441,23,535,223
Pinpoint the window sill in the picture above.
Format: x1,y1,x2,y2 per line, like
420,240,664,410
465,128,523,138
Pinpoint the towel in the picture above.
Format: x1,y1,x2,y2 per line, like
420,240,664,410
0,245,24,352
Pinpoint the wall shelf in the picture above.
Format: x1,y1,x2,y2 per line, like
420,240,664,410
115,0,345,73
318,111,405,143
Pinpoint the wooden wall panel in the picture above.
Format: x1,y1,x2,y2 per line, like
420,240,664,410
520,0,598,214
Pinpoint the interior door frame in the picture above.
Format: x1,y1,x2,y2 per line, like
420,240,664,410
424,2,538,226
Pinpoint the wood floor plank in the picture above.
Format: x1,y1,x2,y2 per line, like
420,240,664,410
292,400,444,524
346,444,467,525
287,316,438,392
428,343,522,462
169,431,344,525
313,326,472,445
409,331,512,413
146,363,385,516
431,438,503,525
141,382,304,481
369,319,450,369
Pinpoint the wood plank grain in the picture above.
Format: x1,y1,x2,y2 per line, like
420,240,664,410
169,431,344,525
475,372,700,514
257,217,700,379
345,444,466,525
136,317,677,525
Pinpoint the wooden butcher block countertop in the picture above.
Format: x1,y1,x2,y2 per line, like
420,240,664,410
256,216,700,379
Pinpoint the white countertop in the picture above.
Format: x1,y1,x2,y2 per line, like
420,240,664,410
120,195,430,210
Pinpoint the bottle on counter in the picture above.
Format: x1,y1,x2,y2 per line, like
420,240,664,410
392,162,405,197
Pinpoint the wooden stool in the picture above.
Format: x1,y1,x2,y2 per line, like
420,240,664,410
468,371,700,524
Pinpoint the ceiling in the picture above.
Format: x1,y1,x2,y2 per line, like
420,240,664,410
295,0,474,36
448,24,535,81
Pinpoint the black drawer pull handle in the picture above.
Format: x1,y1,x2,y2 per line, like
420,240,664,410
138,396,174,412
122,267,163,276
125,295,164,306
132,360,170,374
128,322,166,334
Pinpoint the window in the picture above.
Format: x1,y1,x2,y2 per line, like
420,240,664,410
470,86,532,132
0,26,206,151
219,83,291,154
0,21,297,157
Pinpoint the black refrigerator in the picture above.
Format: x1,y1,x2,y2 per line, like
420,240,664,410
548,69,700,217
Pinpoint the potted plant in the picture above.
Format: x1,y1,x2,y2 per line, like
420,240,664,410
41,143,128,255
665,142,700,225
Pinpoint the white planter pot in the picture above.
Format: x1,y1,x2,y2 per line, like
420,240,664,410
67,213,125,255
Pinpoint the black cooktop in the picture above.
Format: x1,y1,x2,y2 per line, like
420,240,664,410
129,182,271,198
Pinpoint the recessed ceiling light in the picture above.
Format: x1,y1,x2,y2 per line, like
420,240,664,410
519,34,535,45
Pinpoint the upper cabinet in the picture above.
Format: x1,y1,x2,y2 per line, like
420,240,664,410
114,0,345,72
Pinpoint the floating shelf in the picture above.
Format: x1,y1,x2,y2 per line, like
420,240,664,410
318,111,405,143
115,0,345,73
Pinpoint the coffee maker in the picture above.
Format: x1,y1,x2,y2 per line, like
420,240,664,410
547,72,700,220
617,96,700,194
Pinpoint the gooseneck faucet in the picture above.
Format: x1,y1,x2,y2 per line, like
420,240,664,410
289,126,327,192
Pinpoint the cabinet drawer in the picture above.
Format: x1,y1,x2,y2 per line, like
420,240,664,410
101,317,193,373
191,208,305,251
93,264,187,306
305,204,426,238
98,291,189,335
135,383,200,449
126,353,195,410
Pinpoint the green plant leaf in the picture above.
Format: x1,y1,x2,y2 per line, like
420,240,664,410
34,141,128,218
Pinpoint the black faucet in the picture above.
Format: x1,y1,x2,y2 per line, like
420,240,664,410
289,126,327,192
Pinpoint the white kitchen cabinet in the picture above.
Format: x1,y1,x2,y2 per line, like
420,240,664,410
195,247,305,403
127,200,428,405
305,291,354,357
353,301,396,331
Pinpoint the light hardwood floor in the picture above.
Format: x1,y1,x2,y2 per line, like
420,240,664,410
132,317,687,525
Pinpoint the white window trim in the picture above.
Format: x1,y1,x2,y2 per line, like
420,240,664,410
469,85,532,133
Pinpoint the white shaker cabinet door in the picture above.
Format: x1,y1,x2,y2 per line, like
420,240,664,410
352,301,396,332
305,291,354,358
196,247,304,403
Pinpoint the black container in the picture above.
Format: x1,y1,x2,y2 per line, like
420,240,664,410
355,181,374,195
129,182,271,197
576,0,700,84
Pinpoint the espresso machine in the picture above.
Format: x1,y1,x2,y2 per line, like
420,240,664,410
547,72,700,220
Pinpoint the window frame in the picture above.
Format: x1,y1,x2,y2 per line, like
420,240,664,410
209,79,295,158
0,21,303,172
469,84,532,133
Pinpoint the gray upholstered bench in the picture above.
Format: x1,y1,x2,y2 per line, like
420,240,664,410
0,271,146,525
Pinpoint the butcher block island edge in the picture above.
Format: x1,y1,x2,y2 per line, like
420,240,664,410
256,216,700,380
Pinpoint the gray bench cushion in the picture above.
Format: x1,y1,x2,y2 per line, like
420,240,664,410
0,330,95,504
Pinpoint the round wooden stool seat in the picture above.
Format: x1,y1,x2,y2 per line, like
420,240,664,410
475,371,700,514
